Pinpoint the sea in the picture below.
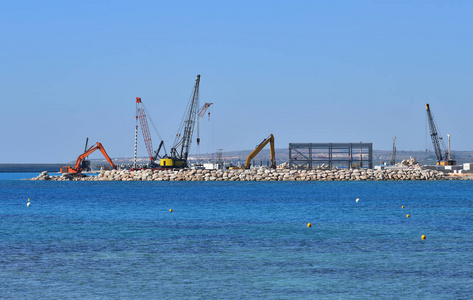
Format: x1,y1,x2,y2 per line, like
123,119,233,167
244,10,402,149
1,172,472,299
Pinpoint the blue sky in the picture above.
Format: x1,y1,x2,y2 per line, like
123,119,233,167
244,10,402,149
1,0,472,163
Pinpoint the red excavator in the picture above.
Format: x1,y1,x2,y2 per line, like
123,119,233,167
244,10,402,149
60,142,117,173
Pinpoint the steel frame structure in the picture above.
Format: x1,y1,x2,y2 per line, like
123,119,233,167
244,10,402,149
289,143,373,169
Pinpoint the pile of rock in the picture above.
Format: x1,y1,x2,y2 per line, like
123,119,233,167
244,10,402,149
399,156,420,167
277,162,289,169
31,171,92,181
31,167,447,181
31,171,50,181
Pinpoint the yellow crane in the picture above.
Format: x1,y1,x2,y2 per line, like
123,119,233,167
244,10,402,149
231,134,276,169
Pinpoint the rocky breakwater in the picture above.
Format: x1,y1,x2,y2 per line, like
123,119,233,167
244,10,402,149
32,168,447,181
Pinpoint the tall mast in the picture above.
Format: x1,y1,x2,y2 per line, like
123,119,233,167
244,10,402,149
134,117,138,169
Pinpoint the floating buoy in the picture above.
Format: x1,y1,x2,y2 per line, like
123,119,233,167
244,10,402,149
421,235,426,240
401,206,404,209
356,198,359,203
169,209,173,212
307,223,312,228
406,214,410,218
27,198,31,207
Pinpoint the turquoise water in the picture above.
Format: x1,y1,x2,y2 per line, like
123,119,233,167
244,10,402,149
1,174,473,299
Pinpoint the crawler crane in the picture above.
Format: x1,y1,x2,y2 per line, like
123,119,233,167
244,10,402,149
134,97,167,168
425,103,456,166
160,74,202,168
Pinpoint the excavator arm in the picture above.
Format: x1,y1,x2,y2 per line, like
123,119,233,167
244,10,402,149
61,142,116,173
96,142,117,171
244,134,276,169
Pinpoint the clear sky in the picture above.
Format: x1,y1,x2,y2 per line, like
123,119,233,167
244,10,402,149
1,0,472,163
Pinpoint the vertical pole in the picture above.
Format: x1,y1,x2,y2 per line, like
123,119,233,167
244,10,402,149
289,144,292,169
348,143,353,169
360,142,362,168
447,134,451,161
329,143,333,169
391,137,397,165
369,143,373,169
309,144,312,169
134,124,138,169
134,98,139,170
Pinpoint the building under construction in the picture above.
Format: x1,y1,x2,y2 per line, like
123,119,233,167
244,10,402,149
289,143,373,169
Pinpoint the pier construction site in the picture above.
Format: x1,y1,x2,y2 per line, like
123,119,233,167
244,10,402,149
51,74,473,180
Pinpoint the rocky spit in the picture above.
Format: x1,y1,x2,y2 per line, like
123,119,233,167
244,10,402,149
30,167,458,182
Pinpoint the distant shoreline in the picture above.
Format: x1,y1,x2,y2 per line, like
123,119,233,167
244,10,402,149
0,164,63,173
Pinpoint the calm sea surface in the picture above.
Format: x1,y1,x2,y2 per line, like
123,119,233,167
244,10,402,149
1,173,472,299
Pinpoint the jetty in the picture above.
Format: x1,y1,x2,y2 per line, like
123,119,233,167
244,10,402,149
31,167,459,181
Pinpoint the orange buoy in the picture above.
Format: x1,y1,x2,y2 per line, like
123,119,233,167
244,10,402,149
307,223,312,228
169,209,173,212
421,235,426,240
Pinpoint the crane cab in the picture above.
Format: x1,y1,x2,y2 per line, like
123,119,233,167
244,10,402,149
438,160,456,166
160,158,186,168
60,166,74,173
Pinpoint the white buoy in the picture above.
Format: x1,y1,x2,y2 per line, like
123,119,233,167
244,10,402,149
356,198,359,203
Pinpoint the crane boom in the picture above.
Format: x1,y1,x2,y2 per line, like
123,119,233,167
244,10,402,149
168,74,201,167
197,102,213,145
425,103,443,162
198,102,213,119
136,97,154,163
425,103,455,166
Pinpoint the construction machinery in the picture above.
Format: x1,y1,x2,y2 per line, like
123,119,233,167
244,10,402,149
134,97,167,168
231,134,276,169
60,142,116,173
160,74,202,168
425,103,456,166
133,75,211,169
